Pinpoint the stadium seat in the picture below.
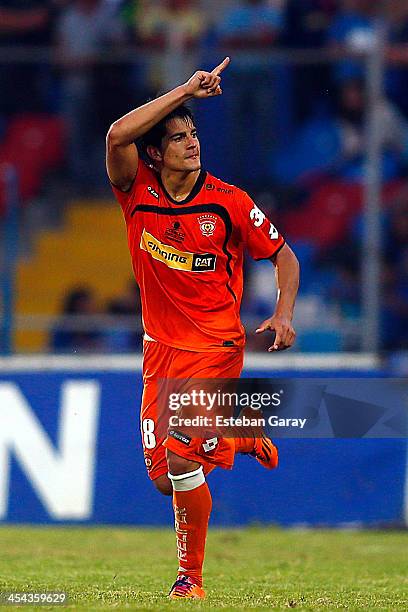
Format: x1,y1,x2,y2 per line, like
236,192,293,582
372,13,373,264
15,201,132,352
283,181,363,249
0,144,42,202
0,114,65,214
339,151,402,183
271,118,341,184
308,269,340,298
296,329,343,352
291,240,316,292
4,114,65,171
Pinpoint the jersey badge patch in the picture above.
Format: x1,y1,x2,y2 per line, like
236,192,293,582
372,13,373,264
198,214,217,237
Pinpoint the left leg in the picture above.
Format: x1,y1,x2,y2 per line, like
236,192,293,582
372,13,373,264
162,348,244,598
163,347,279,596
167,451,210,599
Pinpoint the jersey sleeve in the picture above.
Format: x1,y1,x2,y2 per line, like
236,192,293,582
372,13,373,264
235,191,285,260
110,159,154,221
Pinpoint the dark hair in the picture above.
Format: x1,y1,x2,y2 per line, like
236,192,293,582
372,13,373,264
140,103,195,162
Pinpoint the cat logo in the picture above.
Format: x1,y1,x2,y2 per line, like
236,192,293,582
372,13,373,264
192,254,216,271
140,229,216,272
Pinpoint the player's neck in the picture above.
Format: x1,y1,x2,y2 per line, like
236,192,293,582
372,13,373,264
160,168,201,202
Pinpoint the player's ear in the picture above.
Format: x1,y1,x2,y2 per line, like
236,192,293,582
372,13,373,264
147,145,162,163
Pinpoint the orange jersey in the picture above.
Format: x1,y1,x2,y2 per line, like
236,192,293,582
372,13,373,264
112,160,285,351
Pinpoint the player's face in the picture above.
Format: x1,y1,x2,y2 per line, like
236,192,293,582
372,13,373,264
161,118,201,173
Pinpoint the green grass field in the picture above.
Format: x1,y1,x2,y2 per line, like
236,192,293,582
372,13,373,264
0,527,406,610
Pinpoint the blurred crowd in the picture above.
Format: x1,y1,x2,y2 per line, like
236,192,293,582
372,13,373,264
2,1,408,182
50,281,143,353
1,0,408,352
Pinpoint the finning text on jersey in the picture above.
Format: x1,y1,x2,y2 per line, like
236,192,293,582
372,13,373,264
140,229,217,272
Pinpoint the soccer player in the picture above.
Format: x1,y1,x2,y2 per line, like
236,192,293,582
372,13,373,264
106,57,299,599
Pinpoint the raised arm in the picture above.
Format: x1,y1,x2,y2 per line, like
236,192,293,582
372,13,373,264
106,57,230,191
255,243,300,352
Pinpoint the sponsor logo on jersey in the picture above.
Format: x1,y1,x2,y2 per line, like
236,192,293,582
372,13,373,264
168,430,191,446
192,254,216,271
217,186,233,195
140,229,216,272
205,183,232,195
198,214,217,237
147,186,159,199
202,437,218,453
164,221,185,244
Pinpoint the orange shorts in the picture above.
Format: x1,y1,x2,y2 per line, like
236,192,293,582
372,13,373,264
140,339,244,481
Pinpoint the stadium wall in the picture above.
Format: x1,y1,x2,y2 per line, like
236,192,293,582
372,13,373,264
0,355,406,527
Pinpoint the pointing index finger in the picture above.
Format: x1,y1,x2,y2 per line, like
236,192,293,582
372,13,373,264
211,56,230,76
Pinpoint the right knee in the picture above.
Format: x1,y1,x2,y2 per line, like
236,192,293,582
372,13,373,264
153,474,173,496
167,451,205,492
166,449,200,476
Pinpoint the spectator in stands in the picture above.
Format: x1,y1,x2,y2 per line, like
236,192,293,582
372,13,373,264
283,0,337,121
113,0,153,105
326,1,408,118
272,78,408,184
135,0,207,92
216,0,284,182
54,0,125,190
0,0,55,115
386,0,408,117
334,77,408,181
326,0,379,82
137,0,206,49
104,280,142,352
382,191,408,350
313,181,408,351
50,286,103,353
284,0,337,48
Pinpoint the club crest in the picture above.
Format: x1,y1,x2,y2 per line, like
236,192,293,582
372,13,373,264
198,214,217,237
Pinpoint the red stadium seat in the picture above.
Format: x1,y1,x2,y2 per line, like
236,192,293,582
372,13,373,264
283,181,363,248
383,180,406,207
0,145,42,202
0,115,65,213
4,114,65,171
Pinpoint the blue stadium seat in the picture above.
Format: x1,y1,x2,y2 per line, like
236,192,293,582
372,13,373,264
296,329,343,352
291,240,316,292
271,118,341,184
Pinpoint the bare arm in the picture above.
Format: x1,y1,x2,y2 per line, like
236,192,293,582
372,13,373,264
255,243,300,351
106,57,230,191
